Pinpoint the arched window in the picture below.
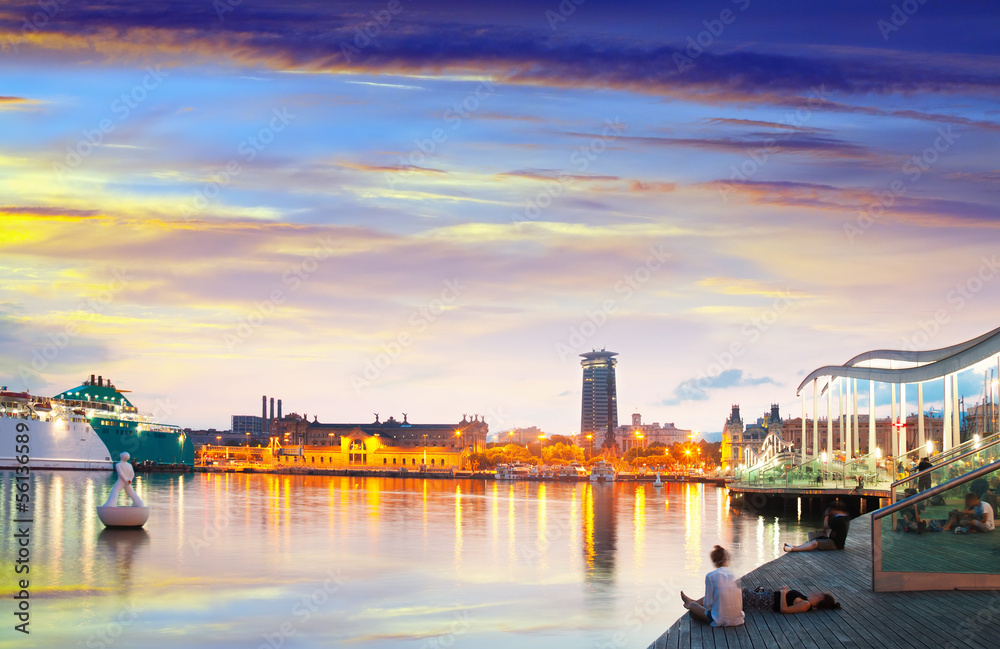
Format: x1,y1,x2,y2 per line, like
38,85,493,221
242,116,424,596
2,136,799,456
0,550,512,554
431,458,435,466
383,458,387,464
392,458,396,464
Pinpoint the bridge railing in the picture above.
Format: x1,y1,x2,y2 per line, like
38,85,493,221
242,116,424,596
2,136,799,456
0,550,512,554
895,429,1000,474
890,433,1000,503
731,449,894,490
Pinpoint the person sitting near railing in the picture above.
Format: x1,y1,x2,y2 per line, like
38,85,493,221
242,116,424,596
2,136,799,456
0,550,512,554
942,492,995,534
897,488,924,533
784,502,850,552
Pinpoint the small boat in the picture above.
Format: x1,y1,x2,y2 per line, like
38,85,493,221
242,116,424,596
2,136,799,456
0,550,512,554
590,460,617,482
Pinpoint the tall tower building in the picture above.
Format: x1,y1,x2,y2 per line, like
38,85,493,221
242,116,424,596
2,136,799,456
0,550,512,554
580,350,619,452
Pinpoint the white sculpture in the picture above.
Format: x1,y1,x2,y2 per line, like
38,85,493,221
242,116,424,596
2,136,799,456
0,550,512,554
104,452,145,507
97,452,150,527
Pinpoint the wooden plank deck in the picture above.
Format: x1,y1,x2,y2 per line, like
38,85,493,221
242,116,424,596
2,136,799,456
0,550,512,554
648,515,1000,649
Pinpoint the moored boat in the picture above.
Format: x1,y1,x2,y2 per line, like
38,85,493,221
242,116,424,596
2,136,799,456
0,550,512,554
589,460,617,482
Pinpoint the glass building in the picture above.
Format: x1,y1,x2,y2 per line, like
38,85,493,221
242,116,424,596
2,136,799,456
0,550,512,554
232,415,264,436
580,350,619,447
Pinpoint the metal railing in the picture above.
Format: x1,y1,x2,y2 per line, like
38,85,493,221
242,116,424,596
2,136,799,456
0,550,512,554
889,432,1000,503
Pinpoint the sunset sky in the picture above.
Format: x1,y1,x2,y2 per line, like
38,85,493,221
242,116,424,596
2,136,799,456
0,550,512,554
2,0,999,436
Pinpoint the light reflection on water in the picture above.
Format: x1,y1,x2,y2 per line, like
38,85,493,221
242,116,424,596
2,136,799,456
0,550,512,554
0,472,816,648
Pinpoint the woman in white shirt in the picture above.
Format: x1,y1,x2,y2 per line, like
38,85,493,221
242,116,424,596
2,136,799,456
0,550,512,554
680,545,745,627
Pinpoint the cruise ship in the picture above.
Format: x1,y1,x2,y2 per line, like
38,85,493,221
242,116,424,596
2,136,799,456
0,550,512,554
0,375,193,470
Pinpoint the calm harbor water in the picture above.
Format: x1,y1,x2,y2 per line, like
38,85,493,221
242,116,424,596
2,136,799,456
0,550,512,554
1,472,817,648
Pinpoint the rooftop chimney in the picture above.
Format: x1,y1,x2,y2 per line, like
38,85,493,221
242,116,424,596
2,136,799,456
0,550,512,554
91,374,96,385
277,399,282,419
98,375,103,387
270,398,275,424
262,395,267,433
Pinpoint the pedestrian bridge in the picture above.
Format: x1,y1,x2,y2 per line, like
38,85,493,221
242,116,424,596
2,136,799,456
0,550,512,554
729,324,1000,505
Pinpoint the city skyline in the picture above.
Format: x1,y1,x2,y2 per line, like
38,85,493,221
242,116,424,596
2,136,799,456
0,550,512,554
2,1,1000,436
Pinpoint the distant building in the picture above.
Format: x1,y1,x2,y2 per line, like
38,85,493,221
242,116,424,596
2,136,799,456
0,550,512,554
721,404,778,467
232,415,263,436
271,412,488,454
580,350,619,451
499,426,545,446
615,412,690,453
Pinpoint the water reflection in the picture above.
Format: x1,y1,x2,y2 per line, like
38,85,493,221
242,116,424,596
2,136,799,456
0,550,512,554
585,484,616,595
97,528,151,595
0,472,818,649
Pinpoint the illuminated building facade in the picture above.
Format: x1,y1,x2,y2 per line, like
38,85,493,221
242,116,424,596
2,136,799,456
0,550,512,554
270,412,488,453
615,412,690,453
580,350,618,450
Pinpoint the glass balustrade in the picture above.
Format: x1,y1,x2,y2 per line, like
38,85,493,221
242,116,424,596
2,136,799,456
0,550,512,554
872,458,1000,591
891,434,1000,503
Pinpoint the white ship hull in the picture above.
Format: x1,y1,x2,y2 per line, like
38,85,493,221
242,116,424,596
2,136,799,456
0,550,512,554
0,417,114,470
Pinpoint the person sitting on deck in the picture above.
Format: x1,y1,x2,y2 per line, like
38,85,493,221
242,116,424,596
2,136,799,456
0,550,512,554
679,545,744,627
943,492,995,534
783,502,850,551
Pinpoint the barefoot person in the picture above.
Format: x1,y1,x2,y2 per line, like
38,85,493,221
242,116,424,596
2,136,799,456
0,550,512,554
741,586,841,613
680,545,744,627
784,502,849,552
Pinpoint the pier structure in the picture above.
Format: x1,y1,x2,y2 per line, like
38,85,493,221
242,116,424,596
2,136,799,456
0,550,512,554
648,514,1000,649
729,325,1000,509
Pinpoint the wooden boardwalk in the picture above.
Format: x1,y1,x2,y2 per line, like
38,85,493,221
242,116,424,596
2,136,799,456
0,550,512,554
648,515,1000,649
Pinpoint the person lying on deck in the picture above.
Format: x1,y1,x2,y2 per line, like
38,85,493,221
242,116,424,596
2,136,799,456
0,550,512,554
684,586,840,615
679,545,744,627
784,502,850,551
943,492,995,534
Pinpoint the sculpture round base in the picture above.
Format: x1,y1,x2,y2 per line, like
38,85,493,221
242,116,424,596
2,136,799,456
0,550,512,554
97,506,150,528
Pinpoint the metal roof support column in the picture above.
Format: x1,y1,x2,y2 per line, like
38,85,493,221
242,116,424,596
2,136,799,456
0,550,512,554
853,378,860,458
952,373,961,448
917,382,925,451
801,390,807,461
868,379,876,471
943,376,952,453
900,382,907,456
838,378,845,457
826,380,831,456
844,379,854,463
812,379,819,460
891,383,897,459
